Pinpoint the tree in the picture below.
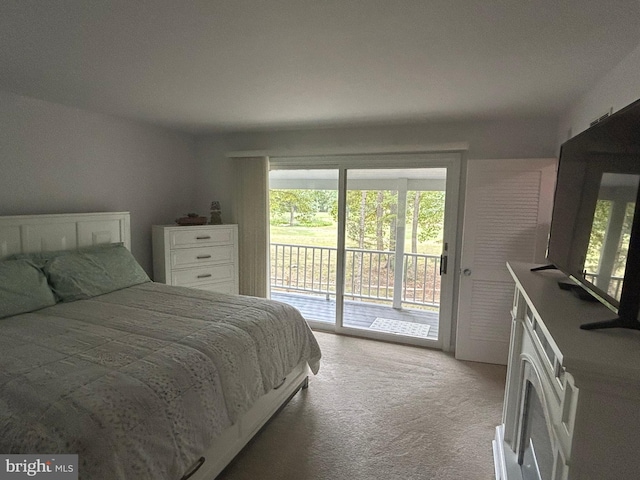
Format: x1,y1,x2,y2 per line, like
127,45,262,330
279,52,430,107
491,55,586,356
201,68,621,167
338,190,397,250
410,191,421,254
615,202,636,275
411,190,445,247
585,200,636,277
376,191,385,250
585,200,611,273
269,189,316,226
311,190,337,212
332,189,445,252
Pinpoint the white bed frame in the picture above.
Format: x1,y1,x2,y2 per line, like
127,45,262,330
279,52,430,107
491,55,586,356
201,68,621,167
0,211,310,480
0,211,131,258
189,364,309,480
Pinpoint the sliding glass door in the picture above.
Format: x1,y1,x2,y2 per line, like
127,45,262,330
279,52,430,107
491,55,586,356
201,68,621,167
341,168,447,343
268,154,460,350
269,169,339,325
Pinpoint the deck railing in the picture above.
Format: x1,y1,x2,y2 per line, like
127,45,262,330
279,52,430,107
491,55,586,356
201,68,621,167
270,243,441,307
583,272,624,299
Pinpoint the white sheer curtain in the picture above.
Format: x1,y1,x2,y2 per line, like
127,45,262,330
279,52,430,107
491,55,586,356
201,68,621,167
232,156,270,298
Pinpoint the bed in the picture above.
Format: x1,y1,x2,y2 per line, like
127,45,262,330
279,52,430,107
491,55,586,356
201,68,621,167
0,212,321,480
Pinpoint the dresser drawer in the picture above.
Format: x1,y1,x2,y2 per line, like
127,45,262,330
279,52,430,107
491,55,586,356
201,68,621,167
171,264,235,287
170,245,234,269
169,227,234,248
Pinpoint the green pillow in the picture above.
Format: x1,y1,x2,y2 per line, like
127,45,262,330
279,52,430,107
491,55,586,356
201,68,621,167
0,259,57,319
7,243,124,268
43,244,150,302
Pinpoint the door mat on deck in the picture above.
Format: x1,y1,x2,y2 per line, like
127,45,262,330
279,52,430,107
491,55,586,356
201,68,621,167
370,318,431,337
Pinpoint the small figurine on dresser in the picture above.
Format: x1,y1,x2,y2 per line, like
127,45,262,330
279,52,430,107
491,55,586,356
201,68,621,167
210,201,223,225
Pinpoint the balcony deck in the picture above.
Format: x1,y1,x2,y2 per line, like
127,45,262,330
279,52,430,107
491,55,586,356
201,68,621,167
271,290,439,340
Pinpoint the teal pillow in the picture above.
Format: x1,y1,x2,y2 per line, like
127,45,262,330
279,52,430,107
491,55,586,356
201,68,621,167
0,259,57,319
43,245,150,302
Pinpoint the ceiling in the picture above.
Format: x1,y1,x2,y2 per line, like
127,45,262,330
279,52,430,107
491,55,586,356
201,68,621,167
2,1,639,134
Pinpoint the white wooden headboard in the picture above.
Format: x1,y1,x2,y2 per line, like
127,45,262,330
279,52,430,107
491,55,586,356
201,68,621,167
0,212,131,259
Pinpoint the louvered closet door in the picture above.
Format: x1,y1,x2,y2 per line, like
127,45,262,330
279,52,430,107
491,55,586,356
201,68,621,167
455,159,556,364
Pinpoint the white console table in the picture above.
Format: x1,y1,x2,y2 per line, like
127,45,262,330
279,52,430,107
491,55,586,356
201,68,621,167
494,262,640,480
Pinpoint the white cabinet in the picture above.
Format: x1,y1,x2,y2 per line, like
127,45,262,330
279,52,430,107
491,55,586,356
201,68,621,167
456,158,556,364
152,224,239,295
494,261,640,480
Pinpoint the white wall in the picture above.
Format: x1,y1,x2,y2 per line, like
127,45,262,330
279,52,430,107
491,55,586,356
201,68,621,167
194,116,560,220
194,136,235,225
0,91,198,273
559,41,640,146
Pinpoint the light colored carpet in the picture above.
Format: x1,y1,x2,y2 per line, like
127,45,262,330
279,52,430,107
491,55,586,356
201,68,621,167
370,317,431,337
218,332,506,480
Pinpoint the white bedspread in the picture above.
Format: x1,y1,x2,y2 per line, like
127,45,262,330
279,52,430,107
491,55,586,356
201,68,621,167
0,283,321,479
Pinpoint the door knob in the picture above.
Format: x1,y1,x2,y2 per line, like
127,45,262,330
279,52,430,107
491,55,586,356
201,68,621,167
463,268,472,276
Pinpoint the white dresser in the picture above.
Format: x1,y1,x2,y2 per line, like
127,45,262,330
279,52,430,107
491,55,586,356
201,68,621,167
152,224,239,295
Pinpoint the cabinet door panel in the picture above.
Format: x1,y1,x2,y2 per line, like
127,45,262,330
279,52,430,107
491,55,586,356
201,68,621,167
456,158,556,364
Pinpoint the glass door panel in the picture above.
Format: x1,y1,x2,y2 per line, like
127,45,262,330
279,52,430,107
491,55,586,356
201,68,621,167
268,169,339,326
268,160,458,350
341,168,446,342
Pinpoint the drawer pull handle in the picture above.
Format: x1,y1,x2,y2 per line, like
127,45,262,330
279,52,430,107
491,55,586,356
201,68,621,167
196,255,212,259
196,236,211,240
197,274,212,279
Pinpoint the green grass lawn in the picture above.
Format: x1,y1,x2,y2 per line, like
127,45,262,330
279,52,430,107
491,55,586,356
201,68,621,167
271,224,338,247
270,213,443,255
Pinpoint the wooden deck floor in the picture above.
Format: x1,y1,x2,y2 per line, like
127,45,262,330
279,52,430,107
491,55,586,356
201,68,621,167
271,290,439,340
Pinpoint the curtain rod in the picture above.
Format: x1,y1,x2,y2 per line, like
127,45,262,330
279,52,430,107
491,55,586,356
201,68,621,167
226,142,469,159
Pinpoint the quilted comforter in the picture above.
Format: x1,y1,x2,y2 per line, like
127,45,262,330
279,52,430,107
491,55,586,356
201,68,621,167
0,282,321,479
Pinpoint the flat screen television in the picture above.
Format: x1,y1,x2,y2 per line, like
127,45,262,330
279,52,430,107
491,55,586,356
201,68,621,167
541,97,640,330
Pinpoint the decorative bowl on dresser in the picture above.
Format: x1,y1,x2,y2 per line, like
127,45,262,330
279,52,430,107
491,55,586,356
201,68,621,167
175,213,208,226
152,224,239,295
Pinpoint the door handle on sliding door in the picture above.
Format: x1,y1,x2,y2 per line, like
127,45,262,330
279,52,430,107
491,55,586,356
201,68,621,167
439,255,448,275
